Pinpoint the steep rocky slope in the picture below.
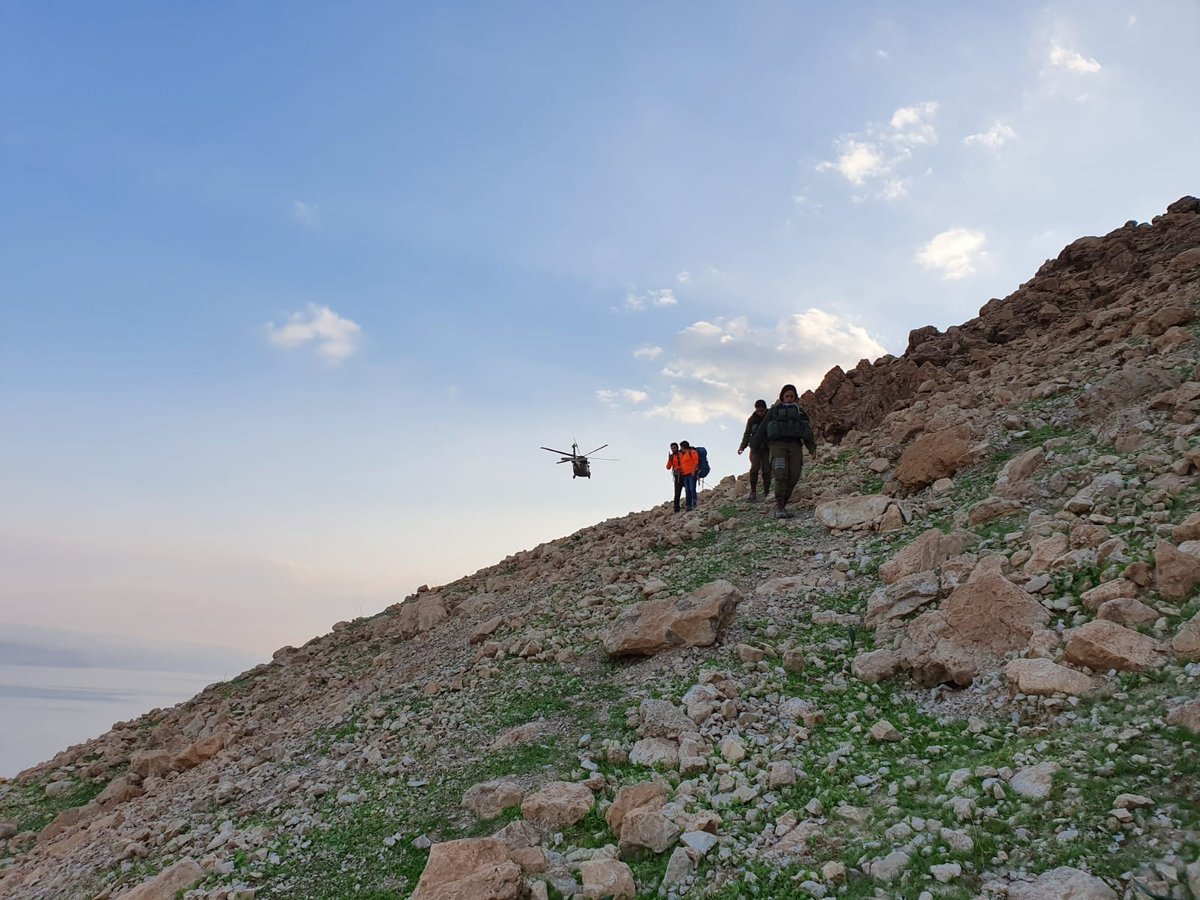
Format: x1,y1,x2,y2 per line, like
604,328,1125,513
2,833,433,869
2,198,1198,900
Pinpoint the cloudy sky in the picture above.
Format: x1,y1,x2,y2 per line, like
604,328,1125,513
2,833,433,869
2,1,1196,659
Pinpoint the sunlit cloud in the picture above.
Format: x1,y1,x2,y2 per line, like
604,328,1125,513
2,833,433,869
634,344,663,360
817,102,937,200
963,121,1017,149
1048,43,1101,74
290,200,319,228
917,228,988,280
597,388,649,407
677,271,691,284
600,311,886,425
622,288,678,311
265,304,362,361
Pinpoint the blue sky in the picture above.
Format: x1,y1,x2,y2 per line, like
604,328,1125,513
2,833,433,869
2,1,1196,657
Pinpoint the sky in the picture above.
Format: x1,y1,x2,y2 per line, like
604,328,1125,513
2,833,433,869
2,1,1197,661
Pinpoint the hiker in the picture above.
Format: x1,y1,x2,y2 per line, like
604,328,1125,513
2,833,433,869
737,398,772,501
750,383,817,519
666,442,684,513
678,440,701,511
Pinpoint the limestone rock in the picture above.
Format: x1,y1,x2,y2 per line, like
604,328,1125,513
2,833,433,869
898,573,1050,686
1004,658,1097,697
618,808,681,856
851,648,901,684
520,781,594,831
461,780,525,820
604,580,742,656
638,699,694,739
605,782,667,837
579,858,636,899
1064,620,1166,672
1095,597,1159,627
116,858,204,900
1006,866,1116,899
410,838,522,900
1154,540,1200,600
878,528,978,585
814,495,894,530
895,424,973,490
1172,612,1200,661
1166,699,1200,733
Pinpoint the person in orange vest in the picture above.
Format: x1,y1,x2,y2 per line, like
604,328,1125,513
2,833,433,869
678,440,701,511
666,442,684,513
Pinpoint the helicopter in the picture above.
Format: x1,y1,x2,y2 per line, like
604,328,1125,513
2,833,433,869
540,441,615,479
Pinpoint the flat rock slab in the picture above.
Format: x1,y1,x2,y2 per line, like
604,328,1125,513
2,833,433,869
604,580,742,656
410,838,523,900
1064,620,1165,672
1007,866,1117,900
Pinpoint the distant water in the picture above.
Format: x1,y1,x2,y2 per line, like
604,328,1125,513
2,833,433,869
0,664,228,777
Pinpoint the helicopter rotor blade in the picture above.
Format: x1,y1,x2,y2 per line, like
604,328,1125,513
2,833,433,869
589,456,618,462
581,444,608,456
541,447,573,456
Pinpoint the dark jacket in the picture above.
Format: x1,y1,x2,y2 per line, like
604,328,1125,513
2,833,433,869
750,402,816,454
738,411,767,452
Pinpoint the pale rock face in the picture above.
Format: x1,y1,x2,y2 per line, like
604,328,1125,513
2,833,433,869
1006,866,1117,900
1166,699,1200,733
851,648,902,684
1080,578,1140,612
617,808,681,855
1154,540,1200,600
865,570,944,629
895,424,973,490
814,494,895,530
519,782,595,831
878,528,978,585
898,573,1050,686
409,839,522,900
603,580,742,656
638,699,694,739
1172,612,1200,661
1064,620,1166,672
579,858,636,899
1095,597,1159,627
1004,658,1097,697
114,858,204,900
629,738,679,769
604,782,667,836
1009,762,1060,799
461,779,525,820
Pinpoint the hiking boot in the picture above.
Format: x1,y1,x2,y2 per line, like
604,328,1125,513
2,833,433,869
777,508,794,519
743,491,757,502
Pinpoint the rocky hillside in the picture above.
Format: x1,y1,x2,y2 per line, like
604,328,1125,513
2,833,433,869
2,198,1199,900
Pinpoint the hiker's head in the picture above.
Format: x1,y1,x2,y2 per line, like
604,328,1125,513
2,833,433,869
754,399,767,413
670,442,679,452
680,441,691,450
779,384,798,403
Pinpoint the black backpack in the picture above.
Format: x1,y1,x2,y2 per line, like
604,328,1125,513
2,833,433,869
695,446,710,479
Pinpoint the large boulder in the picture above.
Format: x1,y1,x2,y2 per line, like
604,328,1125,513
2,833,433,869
1064,621,1166,672
895,425,973,490
865,571,945,630
579,858,636,899
1004,658,1098,697
898,573,1050,686
520,781,595,831
410,838,522,900
1173,612,1200,661
878,528,978,585
1006,866,1117,899
604,580,742,656
116,858,204,900
605,782,668,837
1154,541,1200,600
814,495,896,530
461,780,525,820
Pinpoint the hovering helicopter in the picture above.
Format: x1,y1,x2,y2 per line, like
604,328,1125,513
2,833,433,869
540,441,615,479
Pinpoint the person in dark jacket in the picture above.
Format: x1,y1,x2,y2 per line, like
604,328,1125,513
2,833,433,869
750,383,817,519
737,399,771,501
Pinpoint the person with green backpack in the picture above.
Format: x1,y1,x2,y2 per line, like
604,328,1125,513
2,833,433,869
750,384,816,519
737,398,772,501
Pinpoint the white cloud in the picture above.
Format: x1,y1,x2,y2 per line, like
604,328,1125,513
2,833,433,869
817,102,937,199
634,344,663,360
622,288,678,312
677,271,691,284
963,121,1017,149
916,228,988,280
603,311,886,425
266,304,362,361
818,139,886,186
597,388,648,407
291,200,319,228
1048,43,1102,74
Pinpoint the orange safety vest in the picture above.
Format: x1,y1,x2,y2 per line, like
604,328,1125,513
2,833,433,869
678,448,700,476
